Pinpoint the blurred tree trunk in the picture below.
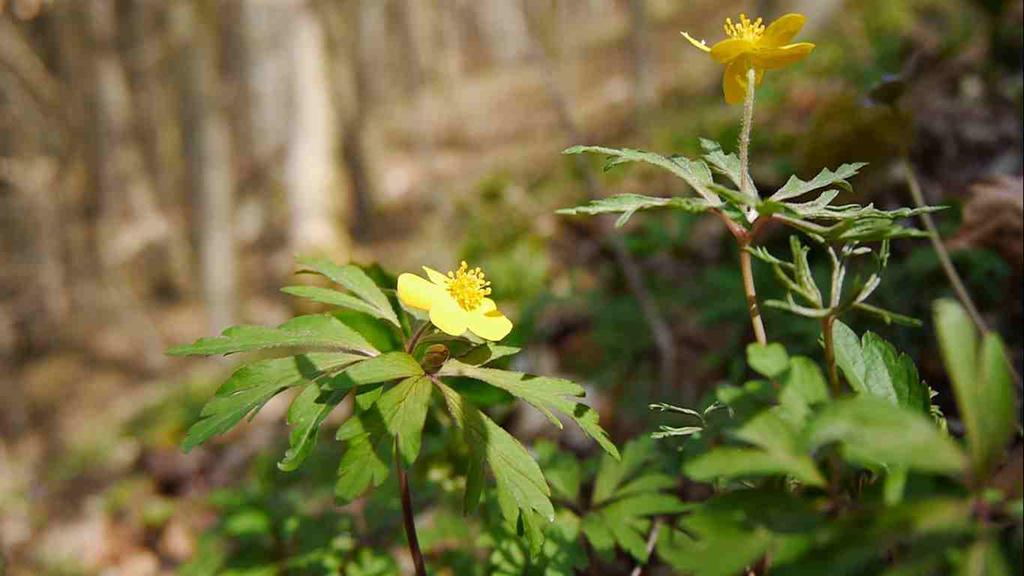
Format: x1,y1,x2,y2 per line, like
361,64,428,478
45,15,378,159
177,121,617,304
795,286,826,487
630,0,652,123
171,1,236,333
88,0,167,365
285,1,349,256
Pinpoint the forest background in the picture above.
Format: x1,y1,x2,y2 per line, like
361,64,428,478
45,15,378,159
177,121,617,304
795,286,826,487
0,0,1021,574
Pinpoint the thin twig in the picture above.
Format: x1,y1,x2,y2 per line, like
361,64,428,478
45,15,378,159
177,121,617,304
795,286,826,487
902,159,1022,389
396,439,427,576
520,1,677,398
629,519,662,576
406,321,431,354
740,239,768,345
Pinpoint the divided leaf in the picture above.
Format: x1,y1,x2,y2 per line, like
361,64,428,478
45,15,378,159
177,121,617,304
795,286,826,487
563,145,720,204
438,359,619,459
584,437,684,562
279,383,347,471
557,193,710,227
281,285,393,321
182,352,362,452
295,256,400,326
168,314,378,357
437,381,553,540
770,163,866,202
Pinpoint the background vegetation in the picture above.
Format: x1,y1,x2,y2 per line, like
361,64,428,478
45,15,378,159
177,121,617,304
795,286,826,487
0,0,1020,574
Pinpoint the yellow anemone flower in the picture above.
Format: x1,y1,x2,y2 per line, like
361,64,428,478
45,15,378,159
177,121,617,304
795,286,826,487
682,13,815,105
397,261,513,341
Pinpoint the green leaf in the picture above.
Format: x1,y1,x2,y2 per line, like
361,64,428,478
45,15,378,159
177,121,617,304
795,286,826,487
333,374,432,499
182,353,361,452
770,163,866,202
699,138,755,197
380,375,433,465
281,285,392,322
808,396,965,474
778,357,829,426
324,351,423,389
438,359,619,459
556,193,711,227
685,447,824,487
436,381,554,523
935,299,1017,479
535,441,581,502
690,410,826,487
832,321,929,413
657,506,773,576
584,437,682,562
295,256,400,326
168,314,378,357
334,408,390,503
278,383,347,471
563,145,721,204
456,343,521,367
747,343,790,378
959,537,1011,576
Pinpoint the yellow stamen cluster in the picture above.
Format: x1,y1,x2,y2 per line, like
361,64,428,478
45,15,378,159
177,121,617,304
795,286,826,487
446,261,491,311
724,14,765,42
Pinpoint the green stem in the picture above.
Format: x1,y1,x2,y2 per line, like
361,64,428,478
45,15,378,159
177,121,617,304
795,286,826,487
405,321,431,354
822,314,841,397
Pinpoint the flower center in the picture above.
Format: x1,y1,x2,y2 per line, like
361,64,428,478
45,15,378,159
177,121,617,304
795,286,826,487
724,14,764,42
446,261,491,311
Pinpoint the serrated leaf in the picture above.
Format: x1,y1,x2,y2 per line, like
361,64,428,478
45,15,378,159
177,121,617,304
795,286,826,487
778,356,828,426
685,448,823,487
278,383,347,471
563,145,721,204
770,163,866,202
380,375,433,465
935,299,1017,480
334,408,390,502
438,359,619,459
699,138,753,194
833,321,930,413
281,285,393,322
808,396,965,474
324,351,423,389
168,314,378,357
295,256,400,326
334,375,433,499
182,352,361,452
593,436,655,504
657,505,773,576
556,193,710,227
437,381,554,524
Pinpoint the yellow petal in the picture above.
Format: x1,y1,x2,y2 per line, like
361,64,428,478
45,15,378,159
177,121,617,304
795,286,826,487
423,266,449,286
753,42,814,69
722,60,749,105
397,273,441,311
761,13,806,48
467,305,513,341
710,38,754,63
429,294,470,336
680,31,711,53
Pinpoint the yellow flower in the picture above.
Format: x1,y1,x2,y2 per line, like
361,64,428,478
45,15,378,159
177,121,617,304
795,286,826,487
397,261,513,341
682,13,815,104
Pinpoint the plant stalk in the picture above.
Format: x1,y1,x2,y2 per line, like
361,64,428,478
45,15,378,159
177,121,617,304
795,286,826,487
406,321,431,354
736,66,767,345
740,240,768,345
822,314,841,397
396,441,427,576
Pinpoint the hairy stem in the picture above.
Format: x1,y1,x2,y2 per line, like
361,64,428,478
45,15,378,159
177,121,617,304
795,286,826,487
396,441,427,576
738,67,756,204
735,66,767,345
822,314,841,397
